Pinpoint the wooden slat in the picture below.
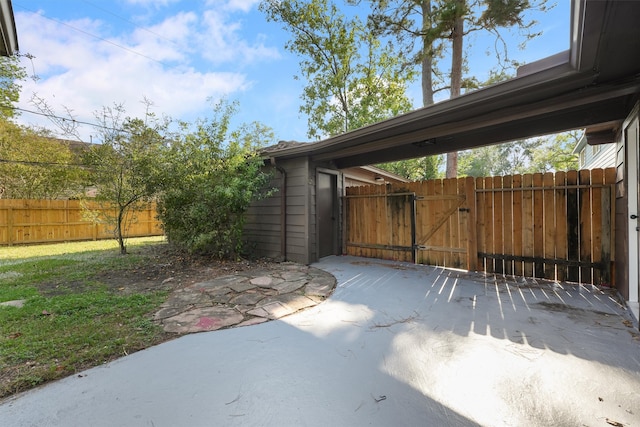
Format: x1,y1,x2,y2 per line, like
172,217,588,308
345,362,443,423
435,179,446,266
444,178,460,267
342,168,615,285
543,172,556,280
522,174,534,277
566,170,580,282
475,177,487,271
484,177,495,273
591,168,604,285
533,173,544,278
512,174,523,276
602,168,616,285
554,171,568,282
492,176,504,274
579,169,593,284
0,200,163,246
464,176,478,272
502,175,513,275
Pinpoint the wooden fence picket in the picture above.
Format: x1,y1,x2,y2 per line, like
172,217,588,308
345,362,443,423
344,167,616,286
0,199,163,246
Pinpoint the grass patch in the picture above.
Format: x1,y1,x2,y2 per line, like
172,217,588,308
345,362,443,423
0,237,171,398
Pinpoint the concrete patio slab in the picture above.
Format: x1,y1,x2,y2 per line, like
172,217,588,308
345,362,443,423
1,256,639,427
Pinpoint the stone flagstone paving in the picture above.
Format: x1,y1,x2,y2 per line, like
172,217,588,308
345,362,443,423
154,262,336,333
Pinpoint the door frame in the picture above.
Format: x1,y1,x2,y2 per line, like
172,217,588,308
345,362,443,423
315,168,342,260
624,105,639,307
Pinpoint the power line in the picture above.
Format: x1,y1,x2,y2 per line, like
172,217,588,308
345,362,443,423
81,0,178,47
10,105,127,133
13,2,165,66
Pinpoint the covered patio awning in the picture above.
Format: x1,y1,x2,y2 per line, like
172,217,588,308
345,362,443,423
266,0,640,168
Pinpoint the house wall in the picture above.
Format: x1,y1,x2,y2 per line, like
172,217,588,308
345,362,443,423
243,167,283,260
243,157,312,264
286,157,312,264
580,143,616,169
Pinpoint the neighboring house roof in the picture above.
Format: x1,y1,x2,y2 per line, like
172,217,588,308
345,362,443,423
260,140,308,154
572,134,589,156
342,165,409,186
264,0,640,169
0,0,18,56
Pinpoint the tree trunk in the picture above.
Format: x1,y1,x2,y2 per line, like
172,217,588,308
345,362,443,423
446,0,465,178
421,0,434,107
117,206,127,255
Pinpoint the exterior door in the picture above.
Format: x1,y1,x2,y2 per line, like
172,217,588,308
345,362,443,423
317,172,339,258
633,116,640,306
623,108,639,310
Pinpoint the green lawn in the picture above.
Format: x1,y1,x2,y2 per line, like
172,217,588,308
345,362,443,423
0,237,171,398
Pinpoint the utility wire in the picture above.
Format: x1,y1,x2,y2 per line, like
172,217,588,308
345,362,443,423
81,0,178,47
13,2,165,66
9,105,127,133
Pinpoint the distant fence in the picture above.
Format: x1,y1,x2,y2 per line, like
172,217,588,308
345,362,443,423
0,199,164,246
345,168,616,286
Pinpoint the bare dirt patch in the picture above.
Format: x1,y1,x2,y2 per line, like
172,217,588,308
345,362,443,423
37,245,281,297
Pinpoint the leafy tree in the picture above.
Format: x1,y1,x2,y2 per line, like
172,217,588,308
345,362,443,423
377,155,443,180
0,55,26,119
83,104,170,254
527,131,580,173
458,132,580,177
260,0,415,139
366,0,548,177
156,100,275,258
458,140,535,177
0,119,87,198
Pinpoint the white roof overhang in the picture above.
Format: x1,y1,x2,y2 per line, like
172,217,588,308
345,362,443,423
0,0,18,56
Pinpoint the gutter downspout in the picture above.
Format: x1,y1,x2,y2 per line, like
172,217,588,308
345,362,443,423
271,158,287,261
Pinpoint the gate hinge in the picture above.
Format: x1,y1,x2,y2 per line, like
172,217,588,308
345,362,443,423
459,207,470,213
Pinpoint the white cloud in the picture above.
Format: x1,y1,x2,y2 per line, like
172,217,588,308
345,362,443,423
198,9,279,65
12,7,267,140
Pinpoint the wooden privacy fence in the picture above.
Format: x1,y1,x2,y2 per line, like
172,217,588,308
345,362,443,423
0,199,164,246
344,168,616,286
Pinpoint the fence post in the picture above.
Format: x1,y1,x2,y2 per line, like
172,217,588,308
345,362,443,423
465,177,478,272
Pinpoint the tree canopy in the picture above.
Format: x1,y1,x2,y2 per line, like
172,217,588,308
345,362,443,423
0,55,26,119
0,120,87,199
458,132,580,177
260,0,415,139
366,0,548,177
82,103,171,254
156,100,275,258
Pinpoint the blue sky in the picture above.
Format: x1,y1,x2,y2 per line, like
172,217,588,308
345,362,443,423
12,0,570,144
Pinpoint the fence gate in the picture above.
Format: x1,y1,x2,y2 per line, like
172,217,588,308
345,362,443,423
344,169,615,286
343,178,476,270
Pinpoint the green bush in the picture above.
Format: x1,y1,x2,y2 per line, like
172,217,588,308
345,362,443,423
156,101,274,258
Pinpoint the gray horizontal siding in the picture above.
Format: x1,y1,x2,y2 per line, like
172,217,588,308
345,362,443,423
243,165,283,260
282,157,310,263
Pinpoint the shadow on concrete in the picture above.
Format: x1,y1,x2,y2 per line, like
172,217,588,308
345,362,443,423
302,255,640,426
1,255,639,426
